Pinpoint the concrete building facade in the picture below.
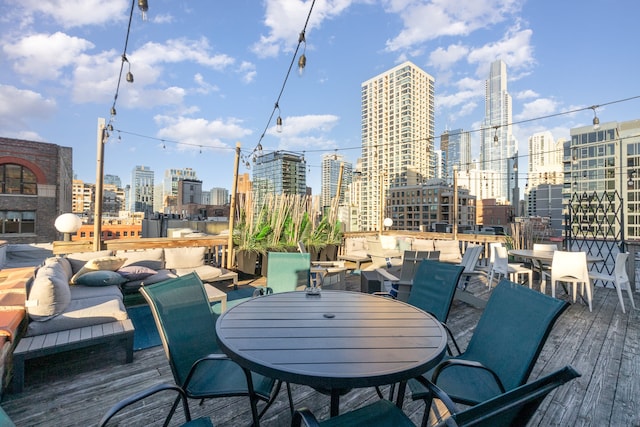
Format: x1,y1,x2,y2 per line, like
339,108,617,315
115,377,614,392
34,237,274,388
360,61,435,231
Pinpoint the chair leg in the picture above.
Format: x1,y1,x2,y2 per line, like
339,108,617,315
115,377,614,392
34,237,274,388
613,280,627,314
624,280,637,310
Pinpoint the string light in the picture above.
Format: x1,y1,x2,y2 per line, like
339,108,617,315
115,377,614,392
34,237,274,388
591,105,600,130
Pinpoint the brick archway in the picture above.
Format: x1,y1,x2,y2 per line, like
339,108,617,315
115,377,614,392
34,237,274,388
0,156,47,183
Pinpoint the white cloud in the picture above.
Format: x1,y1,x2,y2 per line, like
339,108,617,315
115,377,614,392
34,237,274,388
467,28,534,77
0,85,56,131
269,114,340,150
153,115,253,150
429,43,470,70
514,97,558,122
516,89,539,99
384,0,523,52
194,73,219,95
17,0,128,28
134,38,235,70
251,0,353,58
3,32,95,82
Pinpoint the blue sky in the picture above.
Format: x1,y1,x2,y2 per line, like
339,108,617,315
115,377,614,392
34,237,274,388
2,0,640,194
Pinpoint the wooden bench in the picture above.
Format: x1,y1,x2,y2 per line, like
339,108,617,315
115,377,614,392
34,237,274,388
11,319,134,393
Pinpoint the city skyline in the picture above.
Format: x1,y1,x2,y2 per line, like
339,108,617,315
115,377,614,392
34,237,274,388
2,1,640,195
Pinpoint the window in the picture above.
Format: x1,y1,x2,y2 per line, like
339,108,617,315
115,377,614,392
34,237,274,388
0,211,35,234
0,164,37,195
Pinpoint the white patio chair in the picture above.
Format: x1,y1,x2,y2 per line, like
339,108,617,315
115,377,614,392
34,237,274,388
588,252,637,314
532,243,557,289
544,251,592,311
485,242,504,287
489,245,533,289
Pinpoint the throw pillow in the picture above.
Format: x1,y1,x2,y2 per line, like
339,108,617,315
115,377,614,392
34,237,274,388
164,247,206,269
65,250,114,274
74,270,127,287
70,256,127,284
27,258,71,321
117,265,157,281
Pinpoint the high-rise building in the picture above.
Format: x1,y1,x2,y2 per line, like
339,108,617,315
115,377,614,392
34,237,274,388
163,168,197,210
253,151,306,206
104,174,122,188
210,187,229,205
129,165,154,214
321,154,353,209
480,60,516,203
564,118,640,239
441,129,472,184
360,61,435,231
527,131,564,187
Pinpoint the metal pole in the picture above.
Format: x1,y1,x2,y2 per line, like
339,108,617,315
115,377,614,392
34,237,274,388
453,165,458,239
93,118,106,252
227,142,241,272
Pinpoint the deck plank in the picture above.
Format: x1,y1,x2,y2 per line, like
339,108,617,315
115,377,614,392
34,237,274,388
1,273,639,426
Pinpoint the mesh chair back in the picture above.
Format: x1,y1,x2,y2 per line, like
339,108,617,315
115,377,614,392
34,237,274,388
408,260,464,322
398,251,440,283
140,272,220,386
446,366,580,427
266,252,310,293
462,279,569,391
460,245,482,272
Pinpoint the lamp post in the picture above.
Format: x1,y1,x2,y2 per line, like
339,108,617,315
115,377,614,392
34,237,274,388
55,213,82,242
94,117,106,251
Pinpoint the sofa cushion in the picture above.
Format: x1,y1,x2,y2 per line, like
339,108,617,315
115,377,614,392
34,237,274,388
70,284,123,301
70,256,127,284
434,240,462,263
174,265,222,282
74,270,127,287
411,239,435,252
26,258,71,321
117,265,157,281
25,296,128,337
164,247,206,269
65,250,114,274
121,269,177,294
116,248,164,271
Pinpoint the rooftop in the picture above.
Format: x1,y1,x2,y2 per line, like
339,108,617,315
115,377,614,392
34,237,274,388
1,271,638,426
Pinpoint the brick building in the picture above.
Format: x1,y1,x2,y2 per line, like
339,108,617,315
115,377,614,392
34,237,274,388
0,137,72,243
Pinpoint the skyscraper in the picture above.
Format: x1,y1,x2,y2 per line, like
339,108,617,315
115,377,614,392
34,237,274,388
321,153,353,209
252,151,306,206
480,60,516,203
360,61,435,231
441,128,471,184
129,165,155,214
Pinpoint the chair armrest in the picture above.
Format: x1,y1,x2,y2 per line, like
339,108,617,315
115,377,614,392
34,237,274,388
183,353,235,389
99,383,192,427
410,375,460,419
432,359,506,394
374,268,400,282
291,408,322,427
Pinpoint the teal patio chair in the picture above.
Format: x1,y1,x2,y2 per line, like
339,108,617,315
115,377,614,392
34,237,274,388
262,251,311,294
291,366,580,427
99,383,213,427
407,260,464,354
140,272,290,426
409,278,569,408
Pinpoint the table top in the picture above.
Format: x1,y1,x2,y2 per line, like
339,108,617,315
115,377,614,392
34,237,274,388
509,249,603,263
215,290,446,391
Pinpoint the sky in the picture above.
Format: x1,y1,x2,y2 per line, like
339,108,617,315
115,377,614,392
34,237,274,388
2,0,640,195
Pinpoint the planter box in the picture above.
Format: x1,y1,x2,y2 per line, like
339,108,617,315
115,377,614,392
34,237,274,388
236,250,259,275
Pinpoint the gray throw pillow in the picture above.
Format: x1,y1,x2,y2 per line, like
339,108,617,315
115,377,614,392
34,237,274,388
74,270,127,287
27,258,71,321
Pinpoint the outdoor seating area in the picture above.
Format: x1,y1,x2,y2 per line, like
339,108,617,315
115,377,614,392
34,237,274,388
1,251,639,426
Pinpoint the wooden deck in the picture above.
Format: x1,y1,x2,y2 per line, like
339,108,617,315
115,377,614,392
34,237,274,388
1,271,639,426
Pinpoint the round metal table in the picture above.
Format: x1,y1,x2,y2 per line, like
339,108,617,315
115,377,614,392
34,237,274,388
216,290,446,418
